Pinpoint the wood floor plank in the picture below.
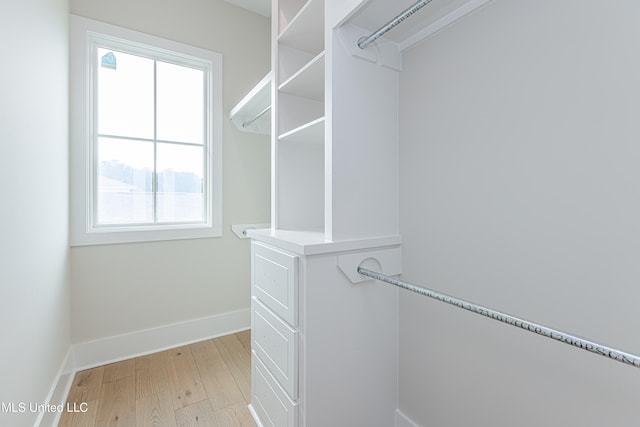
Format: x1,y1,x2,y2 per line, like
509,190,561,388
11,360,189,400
166,346,208,410
212,401,257,427
136,390,178,427
95,376,135,426
214,334,252,401
175,400,217,427
58,408,73,427
191,339,245,411
102,358,135,383
136,350,171,400
66,366,104,404
58,399,99,427
60,332,253,427
236,329,252,353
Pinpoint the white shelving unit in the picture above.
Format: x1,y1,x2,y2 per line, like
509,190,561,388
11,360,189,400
273,0,325,233
248,1,490,426
229,72,272,135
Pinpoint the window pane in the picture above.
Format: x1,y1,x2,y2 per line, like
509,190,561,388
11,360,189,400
97,48,154,139
156,61,204,144
97,137,154,224
157,143,205,223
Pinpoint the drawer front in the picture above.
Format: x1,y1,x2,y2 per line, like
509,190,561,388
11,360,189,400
252,242,298,326
252,351,298,427
252,298,298,399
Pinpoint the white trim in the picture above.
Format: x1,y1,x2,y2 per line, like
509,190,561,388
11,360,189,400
247,404,265,427
34,348,74,427
70,15,223,246
395,409,422,427
72,308,250,371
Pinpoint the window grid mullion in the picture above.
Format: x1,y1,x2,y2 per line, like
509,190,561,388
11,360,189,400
153,59,158,224
92,43,99,229
201,72,207,221
95,133,204,148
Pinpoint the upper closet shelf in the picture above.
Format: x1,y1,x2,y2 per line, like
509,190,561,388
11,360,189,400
230,72,272,135
341,0,492,56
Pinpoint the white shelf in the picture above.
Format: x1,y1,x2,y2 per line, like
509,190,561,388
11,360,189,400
278,0,324,54
345,0,491,52
278,0,307,34
277,93,323,138
279,52,324,102
247,227,402,256
279,117,324,144
229,72,272,135
278,45,317,85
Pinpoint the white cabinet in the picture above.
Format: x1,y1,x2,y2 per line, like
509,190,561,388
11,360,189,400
252,298,298,398
250,241,300,426
252,353,298,427
249,237,402,427
252,242,299,326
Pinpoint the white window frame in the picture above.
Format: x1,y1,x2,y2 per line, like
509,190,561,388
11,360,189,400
70,15,222,245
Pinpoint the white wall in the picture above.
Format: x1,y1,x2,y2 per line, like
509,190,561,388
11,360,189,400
69,0,270,347
399,1,640,425
0,0,71,426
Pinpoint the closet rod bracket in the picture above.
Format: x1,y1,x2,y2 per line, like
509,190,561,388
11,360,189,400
337,246,402,284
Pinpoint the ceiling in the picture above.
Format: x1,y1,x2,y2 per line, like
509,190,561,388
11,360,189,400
224,0,271,18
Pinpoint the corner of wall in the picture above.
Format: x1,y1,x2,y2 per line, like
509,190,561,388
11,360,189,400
395,409,421,427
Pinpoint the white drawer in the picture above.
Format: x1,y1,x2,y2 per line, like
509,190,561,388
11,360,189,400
252,351,298,427
252,297,298,399
252,242,298,326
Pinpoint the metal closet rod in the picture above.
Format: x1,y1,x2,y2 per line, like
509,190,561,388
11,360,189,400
357,0,434,49
242,105,271,128
357,267,640,369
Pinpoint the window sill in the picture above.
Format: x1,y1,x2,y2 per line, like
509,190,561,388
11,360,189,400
70,224,222,246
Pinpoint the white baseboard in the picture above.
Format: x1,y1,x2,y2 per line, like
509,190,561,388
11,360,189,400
247,404,264,427
73,308,251,371
250,405,419,427
35,348,75,427
395,408,421,427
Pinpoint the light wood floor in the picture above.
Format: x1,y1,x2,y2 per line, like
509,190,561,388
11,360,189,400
58,331,257,427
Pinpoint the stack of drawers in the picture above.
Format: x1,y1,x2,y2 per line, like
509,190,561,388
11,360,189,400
250,241,300,427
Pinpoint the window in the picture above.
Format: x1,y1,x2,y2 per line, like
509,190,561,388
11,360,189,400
70,16,222,245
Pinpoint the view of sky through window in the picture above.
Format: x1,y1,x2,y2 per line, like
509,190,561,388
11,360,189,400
95,47,206,226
